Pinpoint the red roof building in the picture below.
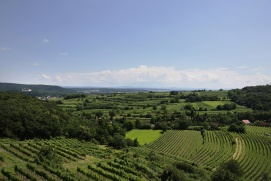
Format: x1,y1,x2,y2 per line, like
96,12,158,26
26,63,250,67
242,120,251,124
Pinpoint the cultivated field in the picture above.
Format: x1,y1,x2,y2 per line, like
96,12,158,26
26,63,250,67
125,129,162,145
1,126,271,180
132,126,271,181
0,138,160,181
58,91,252,122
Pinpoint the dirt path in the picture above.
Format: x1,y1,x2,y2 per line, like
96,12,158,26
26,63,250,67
233,137,242,160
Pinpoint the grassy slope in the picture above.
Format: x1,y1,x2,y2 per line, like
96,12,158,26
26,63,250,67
125,129,163,145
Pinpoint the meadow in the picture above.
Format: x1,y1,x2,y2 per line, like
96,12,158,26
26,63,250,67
125,130,162,145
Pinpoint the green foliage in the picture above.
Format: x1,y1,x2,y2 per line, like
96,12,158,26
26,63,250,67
228,84,271,110
216,103,236,110
147,150,159,162
185,92,219,102
108,133,127,149
35,145,63,166
56,100,64,104
177,119,192,130
161,165,187,181
1,169,21,181
174,162,208,180
123,120,135,131
0,92,76,139
64,94,87,100
228,123,246,133
262,173,271,181
133,138,139,147
212,159,243,181
170,91,179,95
184,104,195,110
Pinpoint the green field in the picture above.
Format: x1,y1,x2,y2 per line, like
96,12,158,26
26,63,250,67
125,129,162,145
203,101,232,108
142,126,271,181
57,91,251,122
1,126,271,180
0,138,157,181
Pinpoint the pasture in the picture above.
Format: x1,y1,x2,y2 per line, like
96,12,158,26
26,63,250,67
125,129,162,145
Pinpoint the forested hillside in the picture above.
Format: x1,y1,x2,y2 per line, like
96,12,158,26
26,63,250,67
228,85,271,110
0,93,76,139
0,82,76,96
0,93,129,147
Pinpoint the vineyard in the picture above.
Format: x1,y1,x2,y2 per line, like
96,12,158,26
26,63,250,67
133,126,271,181
1,125,271,180
0,138,162,181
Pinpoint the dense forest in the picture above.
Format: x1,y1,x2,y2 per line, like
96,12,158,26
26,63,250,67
228,84,271,111
0,92,75,139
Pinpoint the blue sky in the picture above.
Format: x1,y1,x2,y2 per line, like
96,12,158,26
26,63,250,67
1,0,271,89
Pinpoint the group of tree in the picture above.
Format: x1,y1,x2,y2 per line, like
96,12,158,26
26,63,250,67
228,84,271,110
228,122,246,133
216,103,236,110
64,94,86,100
0,92,76,139
108,134,139,149
183,93,219,102
35,145,63,166
211,159,243,181
161,161,208,181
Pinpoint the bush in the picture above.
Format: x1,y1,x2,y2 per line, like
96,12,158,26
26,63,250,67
228,123,246,133
212,159,243,181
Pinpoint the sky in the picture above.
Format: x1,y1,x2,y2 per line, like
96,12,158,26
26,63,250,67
0,0,271,89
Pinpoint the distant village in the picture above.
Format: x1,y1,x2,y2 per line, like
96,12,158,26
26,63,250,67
22,88,56,100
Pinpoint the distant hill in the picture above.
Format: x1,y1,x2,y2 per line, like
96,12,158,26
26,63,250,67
0,82,77,96
70,87,172,93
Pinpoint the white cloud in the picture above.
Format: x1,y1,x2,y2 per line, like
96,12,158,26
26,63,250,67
237,66,248,69
41,74,51,79
34,65,271,89
216,67,228,70
32,63,40,66
59,52,68,56
42,38,49,43
0,47,11,51
250,67,265,71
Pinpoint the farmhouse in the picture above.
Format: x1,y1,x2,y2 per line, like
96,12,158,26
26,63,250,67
242,120,251,124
